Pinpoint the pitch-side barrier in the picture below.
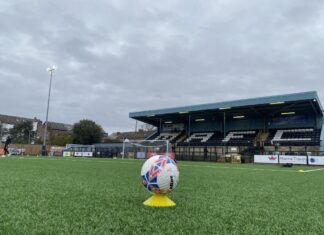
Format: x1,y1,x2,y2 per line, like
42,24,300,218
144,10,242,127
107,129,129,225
254,154,324,165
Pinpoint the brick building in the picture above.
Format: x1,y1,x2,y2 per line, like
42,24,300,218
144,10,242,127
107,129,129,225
0,114,72,143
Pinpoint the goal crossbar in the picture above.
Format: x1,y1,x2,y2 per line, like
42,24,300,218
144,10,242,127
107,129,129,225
122,139,170,159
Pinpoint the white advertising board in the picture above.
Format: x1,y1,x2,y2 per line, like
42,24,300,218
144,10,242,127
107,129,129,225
279,155,307,165
308,156,324,166
63,151,72,157
74,152,83,157
254,155,278,164
82,152,93,157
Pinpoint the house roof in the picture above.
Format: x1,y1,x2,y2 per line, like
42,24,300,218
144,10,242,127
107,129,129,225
0,114,40,125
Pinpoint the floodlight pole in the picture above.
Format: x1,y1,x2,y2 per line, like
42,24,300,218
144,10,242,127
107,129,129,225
223,112,226,158
188,115,191,160
42,66,56,155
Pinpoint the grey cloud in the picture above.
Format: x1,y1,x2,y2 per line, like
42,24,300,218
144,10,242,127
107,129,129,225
1,0,324,133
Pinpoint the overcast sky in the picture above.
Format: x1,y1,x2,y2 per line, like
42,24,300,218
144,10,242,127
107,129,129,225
1,0,324,133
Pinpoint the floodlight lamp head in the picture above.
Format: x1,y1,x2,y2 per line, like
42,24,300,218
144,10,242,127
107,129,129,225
47,65,57,72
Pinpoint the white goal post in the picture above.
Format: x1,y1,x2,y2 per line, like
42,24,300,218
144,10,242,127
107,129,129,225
122,139,171,159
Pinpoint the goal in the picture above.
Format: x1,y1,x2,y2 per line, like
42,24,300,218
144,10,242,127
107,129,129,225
122,139,172,159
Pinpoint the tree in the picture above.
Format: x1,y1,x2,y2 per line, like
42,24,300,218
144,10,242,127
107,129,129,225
49,133,73,146
9,121,35,144
139,123,156,132
72,119,103,145
0,122,10,143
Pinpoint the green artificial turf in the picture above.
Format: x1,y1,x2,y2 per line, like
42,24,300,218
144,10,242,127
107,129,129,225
0,157,323,234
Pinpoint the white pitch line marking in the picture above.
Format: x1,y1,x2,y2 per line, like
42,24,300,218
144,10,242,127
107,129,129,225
180,164,295,173
300,168,324,173
1,156,137,165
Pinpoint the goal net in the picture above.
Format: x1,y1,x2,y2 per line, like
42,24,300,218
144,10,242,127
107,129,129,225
122,139,172,159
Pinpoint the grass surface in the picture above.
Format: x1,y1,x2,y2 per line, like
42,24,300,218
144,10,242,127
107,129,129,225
0,157,323,234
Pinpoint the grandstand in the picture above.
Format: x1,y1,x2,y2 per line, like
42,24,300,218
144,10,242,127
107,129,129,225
129,91,324,161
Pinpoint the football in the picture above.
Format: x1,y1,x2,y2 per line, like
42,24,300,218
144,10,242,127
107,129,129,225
141,155,179,195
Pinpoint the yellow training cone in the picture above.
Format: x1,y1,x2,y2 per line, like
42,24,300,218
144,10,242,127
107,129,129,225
298,169,305,173
143,194,176,207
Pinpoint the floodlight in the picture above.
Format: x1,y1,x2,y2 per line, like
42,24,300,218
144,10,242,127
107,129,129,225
47,65,57,72
281,112,295,115
233,115,245,119
270,101,285,105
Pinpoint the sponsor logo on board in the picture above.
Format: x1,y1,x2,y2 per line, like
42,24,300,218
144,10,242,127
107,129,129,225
268,155,277,161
